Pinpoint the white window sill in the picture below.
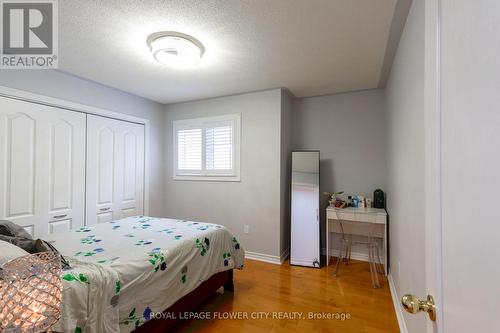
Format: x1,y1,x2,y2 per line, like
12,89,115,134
173,175,241,182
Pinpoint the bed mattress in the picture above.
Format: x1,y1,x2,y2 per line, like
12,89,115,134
45,216,244,333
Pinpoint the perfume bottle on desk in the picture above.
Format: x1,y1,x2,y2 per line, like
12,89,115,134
358,195,365,208
366,198,373,208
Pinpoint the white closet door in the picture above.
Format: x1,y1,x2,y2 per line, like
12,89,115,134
0,97,86,238
43,108,86,235
86,115,145,225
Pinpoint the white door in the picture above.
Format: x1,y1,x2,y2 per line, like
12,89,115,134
400,1,500,332
86,115,145,225
0,97,86,238
436,0,500,332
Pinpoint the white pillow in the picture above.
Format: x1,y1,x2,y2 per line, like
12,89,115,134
0,240,29,266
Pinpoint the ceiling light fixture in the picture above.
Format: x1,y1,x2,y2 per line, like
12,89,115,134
146,31,205,69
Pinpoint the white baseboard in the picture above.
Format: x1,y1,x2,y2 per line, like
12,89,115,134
245,247,290,266
245,251,282,265
388,273,408,333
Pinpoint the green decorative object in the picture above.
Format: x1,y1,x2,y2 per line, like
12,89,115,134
62,273,90,285
195,238,208,256
115,280,121,294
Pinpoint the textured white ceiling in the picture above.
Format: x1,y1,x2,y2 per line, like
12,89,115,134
58,0,398,104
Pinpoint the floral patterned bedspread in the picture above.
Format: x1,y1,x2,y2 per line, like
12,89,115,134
46,216,244,333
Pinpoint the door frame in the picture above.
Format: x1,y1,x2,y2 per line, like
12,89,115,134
424,0,443,331
0,85,151,217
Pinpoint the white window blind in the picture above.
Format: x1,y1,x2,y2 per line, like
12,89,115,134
173,114,240,181
177,128,202,170
206,126,232,170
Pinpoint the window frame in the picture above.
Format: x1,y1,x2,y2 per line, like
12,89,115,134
173,113,241,181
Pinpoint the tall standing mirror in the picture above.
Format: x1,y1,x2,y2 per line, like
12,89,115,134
290,151,320,267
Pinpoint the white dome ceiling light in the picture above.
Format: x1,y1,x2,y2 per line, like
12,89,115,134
146,31,205,69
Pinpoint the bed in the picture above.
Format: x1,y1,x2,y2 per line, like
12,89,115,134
44,216,244,333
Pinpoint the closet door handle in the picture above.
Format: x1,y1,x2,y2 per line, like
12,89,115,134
53,214,67,219
100,207,111,211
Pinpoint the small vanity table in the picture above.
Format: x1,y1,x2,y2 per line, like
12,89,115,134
326,207,388,275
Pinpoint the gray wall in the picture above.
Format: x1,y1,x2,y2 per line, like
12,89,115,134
0,70,166,217
385,0,426,332
291,89,387,200
163,89,285,258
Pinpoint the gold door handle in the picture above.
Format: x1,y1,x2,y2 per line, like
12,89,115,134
401,294,436,321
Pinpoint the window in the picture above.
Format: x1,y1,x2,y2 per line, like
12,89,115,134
173,114,240,181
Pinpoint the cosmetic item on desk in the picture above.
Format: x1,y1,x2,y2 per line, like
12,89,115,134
351,197,358,208
366,198,372,208
334,199,347,208
358,195,365,208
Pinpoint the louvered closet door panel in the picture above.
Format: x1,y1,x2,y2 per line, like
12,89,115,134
0,97,86,238
86,115,145,225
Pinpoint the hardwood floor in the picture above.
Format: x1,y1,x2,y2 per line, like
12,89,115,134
175,258,400,333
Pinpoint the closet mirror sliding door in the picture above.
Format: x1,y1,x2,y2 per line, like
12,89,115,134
0,97,86,238
86,115,145,225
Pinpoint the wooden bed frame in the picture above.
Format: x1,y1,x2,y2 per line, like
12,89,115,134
134,269,234,333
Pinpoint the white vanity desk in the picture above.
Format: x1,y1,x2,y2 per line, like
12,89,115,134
326,207,388,275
